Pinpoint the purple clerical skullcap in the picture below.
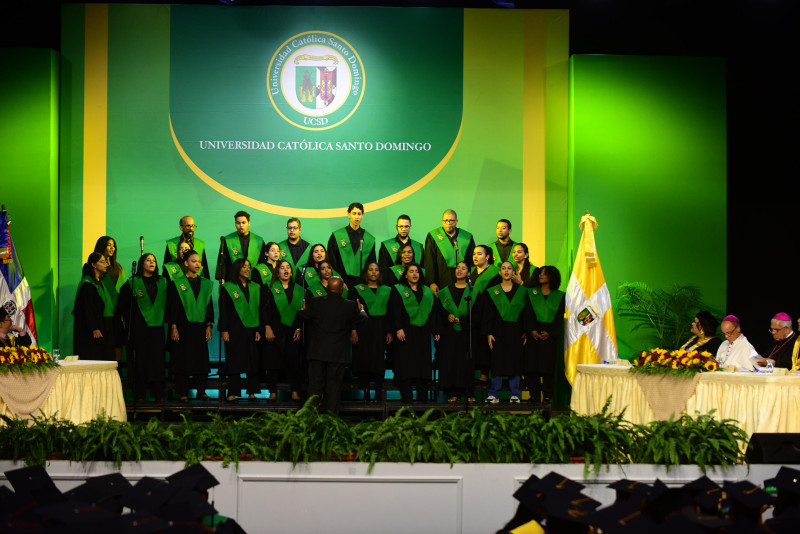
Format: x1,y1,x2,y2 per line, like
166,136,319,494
773,312,792,322
723,315,740,323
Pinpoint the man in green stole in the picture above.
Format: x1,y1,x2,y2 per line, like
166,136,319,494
216,210,266,283
378,214,424,274
423,209,475,295
277,217,311,273
488,219,516,270
164,215,210,279
327,202,376,288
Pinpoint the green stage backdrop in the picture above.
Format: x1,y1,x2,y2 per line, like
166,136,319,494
569,55,727,357
0,48,59,350
57,5,570,355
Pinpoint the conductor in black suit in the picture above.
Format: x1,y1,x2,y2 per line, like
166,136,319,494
297,276,367,414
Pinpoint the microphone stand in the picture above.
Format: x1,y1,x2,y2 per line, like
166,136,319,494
216,236,225,407
139,235,144,257
359,238,364,289
466,275,473,410
300,265,307,352
127,261,138,420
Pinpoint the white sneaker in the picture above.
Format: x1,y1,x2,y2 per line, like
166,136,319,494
510,396,520,404
486,396,499,404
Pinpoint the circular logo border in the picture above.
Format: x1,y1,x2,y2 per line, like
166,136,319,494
267,31,366,131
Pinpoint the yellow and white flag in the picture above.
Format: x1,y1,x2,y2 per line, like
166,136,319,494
564,212,618,384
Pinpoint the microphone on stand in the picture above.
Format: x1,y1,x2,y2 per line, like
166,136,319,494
139,236,144,257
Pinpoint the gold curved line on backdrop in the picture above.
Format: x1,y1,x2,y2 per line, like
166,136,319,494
168,115,462,218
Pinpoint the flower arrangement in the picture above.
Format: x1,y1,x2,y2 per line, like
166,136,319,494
0,346,59,375
629,348,718,378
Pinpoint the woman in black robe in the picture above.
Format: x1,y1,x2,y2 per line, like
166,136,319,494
167,249,214,402
351,262,393,403
483,261,530,404
219,258,262,402
119,253,167,401
388,262,440,403
523,266,566,405
436,261,475,403
263,259,304,401
73,252,116,361
94,236,125,361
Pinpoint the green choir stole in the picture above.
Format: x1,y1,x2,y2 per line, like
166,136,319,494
381,237,423,265
429,227,472,267
354,284,391,316
131,276,167,327
277,240,311,272
394,285,434,327
487,284,527,322
470,264,500,295
173,276,214,323
333,226,375,276
437,285,470,331
527,288,565,323
222,281,260,328
271,283,303,327
76,276,115,318
225,232,264,267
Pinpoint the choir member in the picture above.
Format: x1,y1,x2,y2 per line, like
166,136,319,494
436,261,476,403
119,253,167,401
219,258,262,402
483,261,530,404
167,249,214,402
389,262,440,403
351,262,393,403
72,252,116,361
263,259,304,401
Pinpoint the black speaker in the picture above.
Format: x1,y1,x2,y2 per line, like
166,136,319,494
745,433,800,463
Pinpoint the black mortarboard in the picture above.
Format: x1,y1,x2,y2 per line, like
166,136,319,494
723,480,775,513
588,501,657,533
158,491,216,522
37,500,118,527
166,463,219,494
661,511,729,533
608,479,653,507
116,477,179,512
116,512,172,534
695,486,726,516
543,492,600,534
760,505,800,533
3,465,61,500
214,517,248,534
63,473,132,509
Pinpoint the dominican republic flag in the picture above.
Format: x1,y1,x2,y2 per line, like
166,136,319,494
0,206,37,345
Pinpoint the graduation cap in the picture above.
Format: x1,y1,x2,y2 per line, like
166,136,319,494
3,465,62,500
165,463,219,494
608,479,653,508
63,473,132,509
115,512,172,534
695,486,727,516
37,500,118,527
759,505,800,533
659,511,729,534
588,501,657,533
116,477,180,513
723,480,774,513
764,466,800,517
158,491,217,522
542,492,600,534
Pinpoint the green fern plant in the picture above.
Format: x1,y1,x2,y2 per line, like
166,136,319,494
615,282,713,350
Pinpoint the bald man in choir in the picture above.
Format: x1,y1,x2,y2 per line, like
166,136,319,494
164,215,210,279
423,209,475,295
326,202,377,288
297,277,367,414
216,210,267,283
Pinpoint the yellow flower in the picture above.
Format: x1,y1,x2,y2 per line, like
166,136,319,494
672,361,680,369
692,358,700,365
